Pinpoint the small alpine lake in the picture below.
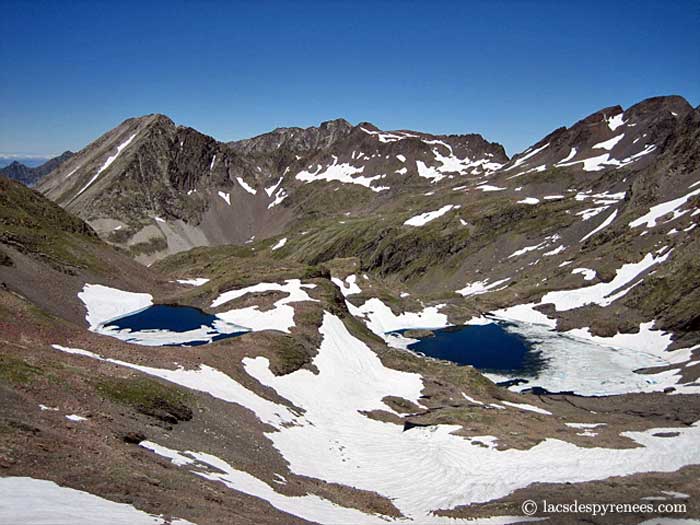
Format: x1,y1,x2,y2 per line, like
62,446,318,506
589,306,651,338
101,304,248,347
397,322,546,376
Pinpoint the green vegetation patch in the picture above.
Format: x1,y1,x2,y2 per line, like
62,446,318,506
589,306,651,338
95,376,193,423
0,355,42,385
268,335,313,375
0,176,104,271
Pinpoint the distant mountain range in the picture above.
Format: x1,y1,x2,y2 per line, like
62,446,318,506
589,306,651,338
0,151,74,186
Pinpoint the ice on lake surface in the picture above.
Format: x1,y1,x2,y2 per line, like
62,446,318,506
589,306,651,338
104,304,248,347
403,322,545,375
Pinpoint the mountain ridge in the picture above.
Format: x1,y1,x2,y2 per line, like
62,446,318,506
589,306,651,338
0,150,74,187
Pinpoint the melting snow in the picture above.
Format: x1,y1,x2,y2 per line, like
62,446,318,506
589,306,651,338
52,313,700,522
236,176,257,195
268,187,288,208
78,283,244,346
629,187,700,228
508,242,547,258
0,477,193,525
593,134,624,151
571,268,597,281
577,207,608,220
296,157,387,192
404,205,460,226
517,197,540,205
581,209,617,241
347,298,449,343
218,191,231,205
264,177,283,197
78,284,153,329
331,275,362,297
77,133,137,196
566,423,606,429
607,113,626,131
359,127,418,143
556,147,577,165
478,184,506,192
176,278,210,286
212,279,317,333
271,238,287,251
456,278,510,297
541,251,670,312
501,401,552,415
140,442,395,525
505,143,550,172
543,245,566,256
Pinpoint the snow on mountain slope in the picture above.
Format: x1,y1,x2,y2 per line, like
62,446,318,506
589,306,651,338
36,114,507,264
499,96,692,176
50,314,700,522
0,477,194,525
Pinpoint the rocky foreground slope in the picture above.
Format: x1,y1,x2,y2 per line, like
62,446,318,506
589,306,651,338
1,96,700,523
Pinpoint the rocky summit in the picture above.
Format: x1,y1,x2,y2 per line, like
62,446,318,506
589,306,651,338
2,95,700,525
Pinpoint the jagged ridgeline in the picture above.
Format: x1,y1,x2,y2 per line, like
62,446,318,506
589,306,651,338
30,96,700,339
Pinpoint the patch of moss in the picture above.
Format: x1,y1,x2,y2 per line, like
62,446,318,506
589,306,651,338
0,355,41,384
0,176,106,272
269,335,312,375
95,376,192,423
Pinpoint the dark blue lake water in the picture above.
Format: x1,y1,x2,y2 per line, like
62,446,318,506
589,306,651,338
106,305,247,346
401,322,544,374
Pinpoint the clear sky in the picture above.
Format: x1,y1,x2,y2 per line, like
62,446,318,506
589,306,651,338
1,0,698,159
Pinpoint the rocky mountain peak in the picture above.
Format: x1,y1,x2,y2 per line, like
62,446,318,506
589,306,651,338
500,95,691,176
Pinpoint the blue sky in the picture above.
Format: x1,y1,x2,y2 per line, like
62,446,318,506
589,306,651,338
1,0,698,159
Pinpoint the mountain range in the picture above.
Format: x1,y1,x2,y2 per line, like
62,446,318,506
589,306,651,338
1,94,699,524
0,151,74,187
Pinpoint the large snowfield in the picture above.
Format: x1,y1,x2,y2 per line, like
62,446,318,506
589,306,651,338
0,477,193,525
46,300,700,524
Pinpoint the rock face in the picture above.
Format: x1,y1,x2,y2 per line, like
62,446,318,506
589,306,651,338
0,151,74,187
500,96,693,175
37,113,509,262
32,95,700,340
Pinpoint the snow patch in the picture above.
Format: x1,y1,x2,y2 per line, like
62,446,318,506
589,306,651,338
176,278,210,287
217,191,231,205
456,278,510,297
296,157,387,192
331,275,362,297
236,176,257,195
0,477,193,525
593,134,624,151
271,238,287,251
629,187,700,228
404,205,460,226
212,280,317,333
77,133,137,196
